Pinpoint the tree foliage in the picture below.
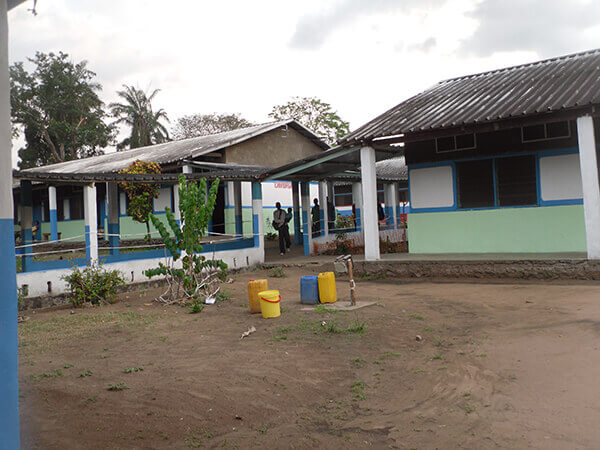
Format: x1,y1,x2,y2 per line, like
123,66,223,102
118,160,162,240
10,51,114,168
110,85,169,150
268,96,350,146
145,175,227,305
172,113,254,140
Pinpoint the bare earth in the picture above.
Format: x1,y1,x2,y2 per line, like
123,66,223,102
18,267,600,449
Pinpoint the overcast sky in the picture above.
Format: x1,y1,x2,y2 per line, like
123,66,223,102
8,0,600,165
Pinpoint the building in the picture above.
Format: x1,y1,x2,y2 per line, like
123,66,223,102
342,48,600,258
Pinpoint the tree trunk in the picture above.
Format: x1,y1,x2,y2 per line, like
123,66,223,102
145,221,151,241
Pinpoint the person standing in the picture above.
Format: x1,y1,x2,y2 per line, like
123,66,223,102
273,202,289,255
312,198,320,237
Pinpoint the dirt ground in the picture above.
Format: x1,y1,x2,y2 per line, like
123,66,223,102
18,267,600,449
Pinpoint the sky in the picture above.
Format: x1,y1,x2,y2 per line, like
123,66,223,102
7,0,600,166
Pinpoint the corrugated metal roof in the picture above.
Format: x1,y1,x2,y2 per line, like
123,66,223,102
22,119,328,175
375,156,407,181
343,48,600,143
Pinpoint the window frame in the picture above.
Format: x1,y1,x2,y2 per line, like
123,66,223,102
435,133,477,154
521,121,571,143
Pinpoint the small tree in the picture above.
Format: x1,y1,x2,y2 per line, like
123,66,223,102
119,160,162,240
144,175,227,306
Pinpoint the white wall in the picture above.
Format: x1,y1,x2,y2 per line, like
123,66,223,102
409,165,454,209
17,246,264,299
153,187,172,212
540,153,583,201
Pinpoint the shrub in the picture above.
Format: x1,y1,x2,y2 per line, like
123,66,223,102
63,262,125,307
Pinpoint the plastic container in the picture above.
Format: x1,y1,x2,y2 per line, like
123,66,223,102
300,276,320,304
258,290,281,318
318,272,337,303
247,279,269,314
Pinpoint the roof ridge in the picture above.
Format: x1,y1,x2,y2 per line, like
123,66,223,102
439,47,600,84
169,119,291,144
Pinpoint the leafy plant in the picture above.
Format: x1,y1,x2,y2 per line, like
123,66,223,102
107,382,128,391
188,300,203,314
124,367,144,373
62,261,125,307
119,160,162,240
145,175,227,305
78,369,93,378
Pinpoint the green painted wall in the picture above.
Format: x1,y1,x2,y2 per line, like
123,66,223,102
407,205,586,253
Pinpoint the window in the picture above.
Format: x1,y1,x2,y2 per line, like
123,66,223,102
436,133,476,153
522,121,570,142
333,185,352,207
70,197,83,220
495,155,537,206
456,155,538,209
456,159,494,208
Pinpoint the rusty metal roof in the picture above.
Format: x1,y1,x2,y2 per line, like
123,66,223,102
343,48,600,143
21,120,328,175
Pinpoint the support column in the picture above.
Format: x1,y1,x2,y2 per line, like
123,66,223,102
251,182,264,262
577,115,600,259
173,183,180,225
107,183,119,255
84,183,98,263
48,186,58,241
301,182,313,256
352,182,363,231
233,181,243,236
0,0,21,444
360,146,380,261
318,181,328,236
292,181,301,245
20,180,32,272
383,183,398,229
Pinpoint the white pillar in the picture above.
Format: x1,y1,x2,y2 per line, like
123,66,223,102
577,115,600,259
360,146,380,261
84,183,98,262
292,181,301,244
182,164,192,175
251,182,264,262
384,183,399,230
318,181,328,236
173,184,180,224
0,0,20,443
352,181,363,231
301,182,313,256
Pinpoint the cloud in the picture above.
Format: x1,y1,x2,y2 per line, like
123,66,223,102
459,0,600,57
289,0,445,50
409,37,437,53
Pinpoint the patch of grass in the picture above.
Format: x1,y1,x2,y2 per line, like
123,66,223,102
379,351,401,360
77,369,93,378
185,435,204,448
322,321,342,334
269,267,286,278
256,425,269,435
356,271,387,281
351,357,366,367
30,369,63,380
83,395,97,407
463,392,471,397
408,313,424,320
476,353,487,357
345,321,367,334
463,405,474,414
431,354,442,360
107,382,128,391
424,327,435,332
216,289,232,302
19,311,159,355
188,300,203,314
63,363,74,369
314,304,339,314
124,366,144,373
350,380,366,400
413,369,426,374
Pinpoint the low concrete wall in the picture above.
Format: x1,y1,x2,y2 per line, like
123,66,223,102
350,259,600,281
312,228,407,254
17,246,264,304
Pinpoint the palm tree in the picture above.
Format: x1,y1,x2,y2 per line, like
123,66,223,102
109,85,170,150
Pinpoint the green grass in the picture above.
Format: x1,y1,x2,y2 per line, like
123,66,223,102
124,366,144,373
345,321,367,334
216,289,232,302
350,380,366,400
408,313,424,320
379,351,401,360
269,267,286,278
30,369,63,380
107,382,128,391
323,321,342,334
77,369,93,378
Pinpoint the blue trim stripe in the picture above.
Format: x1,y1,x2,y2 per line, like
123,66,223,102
253,214,260,248
302,209,310,256
0,218,20,449
84,225,91,261
108,222,120,256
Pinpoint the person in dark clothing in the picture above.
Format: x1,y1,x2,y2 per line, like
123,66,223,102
312,198,320,237
327,199,336,231
273,202,290,255
377,203,386,226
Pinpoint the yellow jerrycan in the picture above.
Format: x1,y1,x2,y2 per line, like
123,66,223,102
247,279,269,314
318,272,337,303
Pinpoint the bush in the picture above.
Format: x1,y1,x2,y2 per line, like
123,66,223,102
63,262,125,307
